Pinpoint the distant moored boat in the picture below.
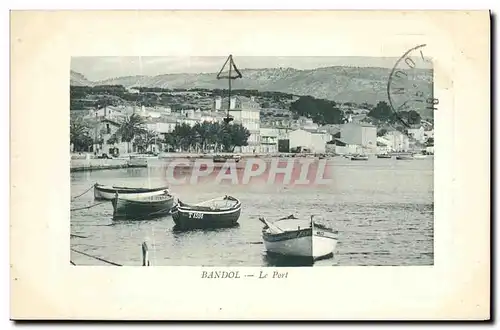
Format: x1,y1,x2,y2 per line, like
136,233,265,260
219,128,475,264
350,154,369,161
94,183,169,200
213,155,241,163
376,153,392,159
112,191,175,220
413,153,428,159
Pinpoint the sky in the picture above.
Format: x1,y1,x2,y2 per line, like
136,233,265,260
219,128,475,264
70,56,428,81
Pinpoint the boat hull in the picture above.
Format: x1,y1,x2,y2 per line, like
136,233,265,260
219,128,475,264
94,184,168,200
263,228,337,260
112,196,174,220
313,235,338,259
171,207,241,230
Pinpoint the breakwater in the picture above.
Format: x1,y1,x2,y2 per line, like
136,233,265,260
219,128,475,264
70,158,148,172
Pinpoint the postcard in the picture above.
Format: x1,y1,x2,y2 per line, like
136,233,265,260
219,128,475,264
10,10,490,320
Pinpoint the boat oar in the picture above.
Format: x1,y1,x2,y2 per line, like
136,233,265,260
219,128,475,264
259,217,284,234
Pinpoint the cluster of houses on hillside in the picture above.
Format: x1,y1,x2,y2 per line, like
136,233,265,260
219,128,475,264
74,95,434,156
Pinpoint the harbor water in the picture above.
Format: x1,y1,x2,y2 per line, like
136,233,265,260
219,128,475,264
70,156,434,266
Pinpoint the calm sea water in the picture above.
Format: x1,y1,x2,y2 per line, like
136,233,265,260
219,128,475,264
70,156,434,267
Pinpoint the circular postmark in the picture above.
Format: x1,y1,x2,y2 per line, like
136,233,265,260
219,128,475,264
387,44,438,128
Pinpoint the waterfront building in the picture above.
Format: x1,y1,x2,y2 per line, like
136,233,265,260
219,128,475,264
384,131,410,152
259,127,279,153
288,129,332,153
407,126,426,143
218,96,261,153
340,123,377,150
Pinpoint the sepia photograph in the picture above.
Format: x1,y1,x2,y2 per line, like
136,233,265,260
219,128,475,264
10,10,489,320
70,54,434,267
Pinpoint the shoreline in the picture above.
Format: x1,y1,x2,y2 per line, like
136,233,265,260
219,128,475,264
70,158,148,173
71,152,432,173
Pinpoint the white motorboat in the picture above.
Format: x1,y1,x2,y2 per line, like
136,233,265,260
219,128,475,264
259,215,338,260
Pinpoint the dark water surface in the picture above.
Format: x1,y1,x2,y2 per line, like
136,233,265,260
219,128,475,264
70,157,434,266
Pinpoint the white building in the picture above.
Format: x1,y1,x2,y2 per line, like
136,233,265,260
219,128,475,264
340,123,377,150
288,129,331,153
407,126,426,143
85,106,126,122
176,117,199,127
384,131,410,152
213,96,222,111
327,138,362,155
127,87,140,94
219,96,261,153
297,117,319,131
260,127,279,153
376,136,393,153
146,119,178,134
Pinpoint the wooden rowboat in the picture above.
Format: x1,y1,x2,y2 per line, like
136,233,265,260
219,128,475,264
260,215,338,261
112,191,175,220
171,196,241,230
94,183,169,200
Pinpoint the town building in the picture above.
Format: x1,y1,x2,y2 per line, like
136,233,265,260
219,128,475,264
407,126,426,143
85,106,126,122
90,118,128,156
146,118,178,135
340,123,377,150
259,127,279,153
384,131,410,152
288,129,332,153
296,117,319,131
218,96,261,153
328,138,363,155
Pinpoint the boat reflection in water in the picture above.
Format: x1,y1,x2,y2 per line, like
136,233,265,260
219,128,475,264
171,223,241,233
263,252,315,267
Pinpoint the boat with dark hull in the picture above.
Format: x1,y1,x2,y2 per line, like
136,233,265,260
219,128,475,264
350,154,369,161
376,153,392,159
396,154,414,160
171,196,241,230
260,215,338,261
213,155,241,163
94,183,169,200
112,192,175,220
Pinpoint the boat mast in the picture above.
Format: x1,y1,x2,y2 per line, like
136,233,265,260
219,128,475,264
217,54,242,124
94,105,99,154
228,59,232,116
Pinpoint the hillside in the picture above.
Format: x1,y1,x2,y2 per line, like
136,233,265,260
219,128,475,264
70,70,94,86
71,66,434,118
